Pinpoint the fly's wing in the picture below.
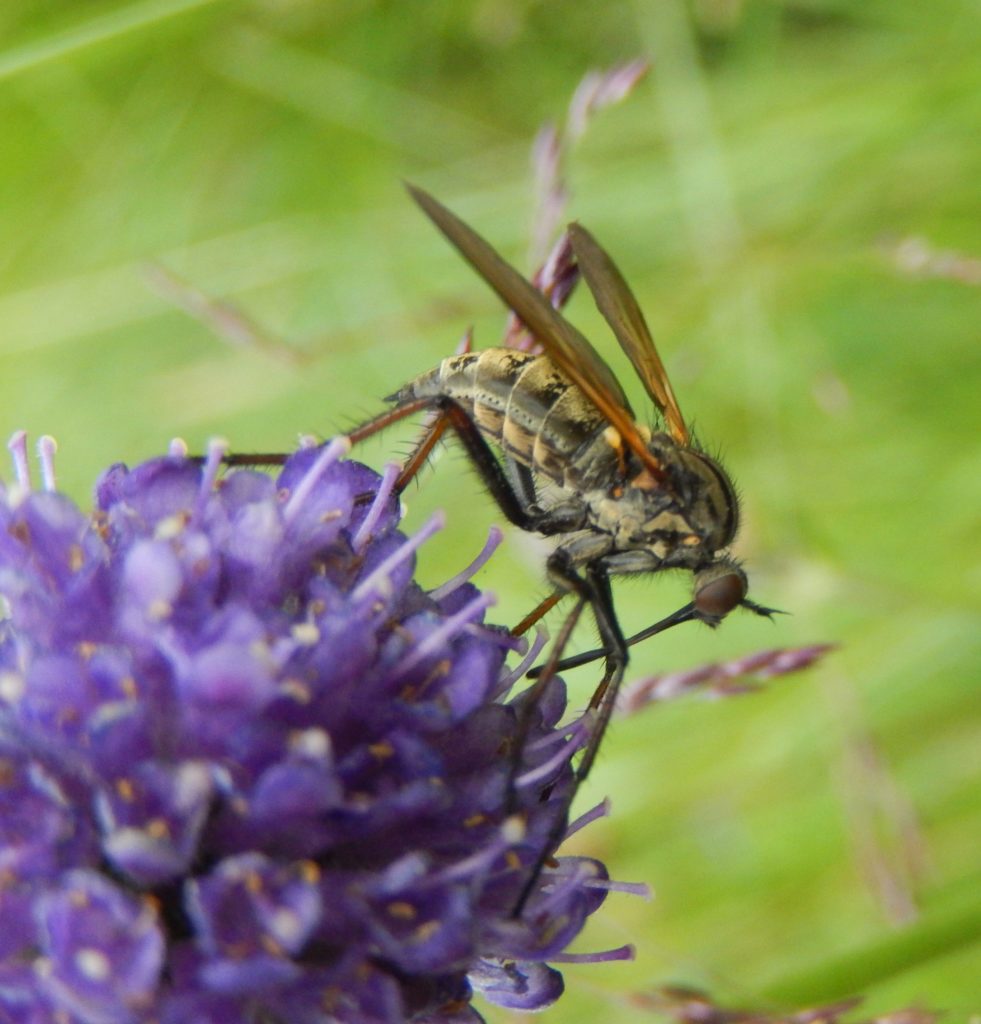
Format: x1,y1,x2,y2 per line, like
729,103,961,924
406,184,666,477
568,223,690,446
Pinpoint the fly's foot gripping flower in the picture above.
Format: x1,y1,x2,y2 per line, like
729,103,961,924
0,435,635,1024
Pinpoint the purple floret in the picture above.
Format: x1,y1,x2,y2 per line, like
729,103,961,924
0,438,627,1023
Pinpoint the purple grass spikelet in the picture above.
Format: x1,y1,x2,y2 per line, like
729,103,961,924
617,644,836,714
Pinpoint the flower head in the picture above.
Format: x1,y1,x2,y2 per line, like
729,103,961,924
0,433,630,1023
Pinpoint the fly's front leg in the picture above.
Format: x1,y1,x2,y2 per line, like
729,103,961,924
544,549,629,777
507,533,616,792
574,562,627,783
507,531,612,787
511,545,626,916
544,541,626,687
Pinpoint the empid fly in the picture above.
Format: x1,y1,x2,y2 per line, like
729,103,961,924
221,184,776,806
347,185,777,785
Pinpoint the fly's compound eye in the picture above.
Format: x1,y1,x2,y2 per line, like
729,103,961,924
694,565,747,622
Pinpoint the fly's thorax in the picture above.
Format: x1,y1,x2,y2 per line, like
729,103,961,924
585,478,697,564
584,437,739,566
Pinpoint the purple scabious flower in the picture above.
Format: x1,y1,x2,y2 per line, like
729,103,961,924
0,433,635,1024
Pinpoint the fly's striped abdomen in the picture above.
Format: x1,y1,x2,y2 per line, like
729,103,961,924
389,348,617,489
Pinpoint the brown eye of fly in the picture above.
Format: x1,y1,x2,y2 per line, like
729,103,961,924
694,571,746,619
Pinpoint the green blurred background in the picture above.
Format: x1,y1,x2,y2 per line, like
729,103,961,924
1,0,978,1019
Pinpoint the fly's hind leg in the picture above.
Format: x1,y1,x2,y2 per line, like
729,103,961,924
350,395,543,529
191,395,438,475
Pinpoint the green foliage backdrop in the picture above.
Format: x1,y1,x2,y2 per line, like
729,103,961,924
1,0,978,1019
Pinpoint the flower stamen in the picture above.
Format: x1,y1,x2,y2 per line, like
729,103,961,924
195,437,228,517
429,526,504,601
7,430,31,490
351,509,445,602
515,720,588,790
564,798,611,839
494,627,548,697
352,461,401,553
548,944,635,964
283,435,352,524
393,591,497,680
37,435,58,491
581,877,651,899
